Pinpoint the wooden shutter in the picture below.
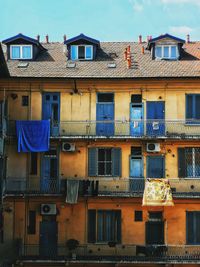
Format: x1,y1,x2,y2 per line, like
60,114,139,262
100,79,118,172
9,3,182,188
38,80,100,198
147,156,165,178
116,211,121,243
186,212,194,244
112,148,121,177
88,210,96,243
88,148,97,176
195,95,200,119
28,211,36,235
186,95,193,119
178,148,186,178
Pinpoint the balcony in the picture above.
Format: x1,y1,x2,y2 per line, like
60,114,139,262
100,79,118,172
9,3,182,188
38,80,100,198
6,119,200,139
4,177,200,198
17,244,200,264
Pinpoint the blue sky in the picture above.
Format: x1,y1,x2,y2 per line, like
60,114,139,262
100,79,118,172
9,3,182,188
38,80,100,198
1,0,200,42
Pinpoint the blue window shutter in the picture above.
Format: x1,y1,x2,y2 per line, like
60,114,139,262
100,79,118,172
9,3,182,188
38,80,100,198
147,156,165,178
112,148,121,177
88,148,97,176
116,211,121,243
88,210,96,243
195,95,200,119
186,95,193,119
178,148,186,178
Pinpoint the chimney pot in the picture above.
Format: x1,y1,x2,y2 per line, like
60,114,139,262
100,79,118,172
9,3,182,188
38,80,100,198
141,46,145,54
127,58,131,69
139,35,142,44
124,48,127,60
187,34,190,43
36,35,40,42
63,34,67,42
46,34,49,43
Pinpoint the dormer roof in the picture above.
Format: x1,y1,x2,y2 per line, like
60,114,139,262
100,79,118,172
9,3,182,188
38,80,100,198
2,33,46,51
64,33,100,46
147,33,185,50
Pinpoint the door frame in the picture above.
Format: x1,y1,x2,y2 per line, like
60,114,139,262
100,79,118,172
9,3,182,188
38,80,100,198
130,102,144,136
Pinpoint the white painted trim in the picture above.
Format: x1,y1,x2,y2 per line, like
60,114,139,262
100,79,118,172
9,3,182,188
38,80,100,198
10,44,33,59
70,45,93,60
155,45,179,60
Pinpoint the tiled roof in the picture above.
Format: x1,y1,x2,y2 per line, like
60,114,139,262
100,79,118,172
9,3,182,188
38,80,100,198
1,41,200,78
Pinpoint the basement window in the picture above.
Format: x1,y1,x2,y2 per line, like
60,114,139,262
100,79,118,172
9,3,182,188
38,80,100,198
71,45,93,60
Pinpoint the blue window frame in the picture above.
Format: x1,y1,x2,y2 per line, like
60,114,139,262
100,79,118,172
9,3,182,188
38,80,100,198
155,45,178,59
186,211,200,244
147,156,165,178
11,46,20,59
186,94,200,122
22,46,32,59
70,45,93,60
155,46,162,58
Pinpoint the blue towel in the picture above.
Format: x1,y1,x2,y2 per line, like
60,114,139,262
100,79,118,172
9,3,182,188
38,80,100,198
16,120,50,152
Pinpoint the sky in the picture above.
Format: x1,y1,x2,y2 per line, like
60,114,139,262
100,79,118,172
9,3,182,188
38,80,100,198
1,0,200,42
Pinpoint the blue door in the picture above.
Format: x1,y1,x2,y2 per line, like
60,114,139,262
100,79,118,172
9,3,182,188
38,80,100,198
130,156,144,192
41,149,59,193
42,93,60,136
146,101,165,136
96,103,114,136
130,104,144,136
40,221,58,258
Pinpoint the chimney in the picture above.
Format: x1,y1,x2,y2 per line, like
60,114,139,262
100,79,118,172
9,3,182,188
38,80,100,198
127,45,131,58
149,36,152,40
36,35,40,42
46,34,49,43
147,36,150,42
139,35,142,44
186,34,190,43
141,46,145,54
63,34,67,42
124,48,127,60
127,58,131,69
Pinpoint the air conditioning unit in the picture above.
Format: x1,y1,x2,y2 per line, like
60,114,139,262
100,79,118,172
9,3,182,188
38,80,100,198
62,142,76,152
147,143,160,153
41,204,57,215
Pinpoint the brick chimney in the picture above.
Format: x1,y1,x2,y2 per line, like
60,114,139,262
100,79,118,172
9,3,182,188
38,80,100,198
124,48,127,60
139,35,142,44
186,34,190,43
36,35,40,42
46,34,49,43
63,34,67,42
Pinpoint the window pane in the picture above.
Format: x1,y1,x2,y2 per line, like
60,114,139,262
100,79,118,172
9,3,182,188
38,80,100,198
22,46,32,59
98,162,105,175
186,95,193,119
86,46,92,59
164,47,169,58
105,149,111,161
98,149,105,161
71,46,77,60
106,163,112,175
171,46,177,58
155,46,162,58
78,46,85,59
11,46,20,59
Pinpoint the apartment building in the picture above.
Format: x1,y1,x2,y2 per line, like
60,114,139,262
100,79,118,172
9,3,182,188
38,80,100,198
0,32,200,267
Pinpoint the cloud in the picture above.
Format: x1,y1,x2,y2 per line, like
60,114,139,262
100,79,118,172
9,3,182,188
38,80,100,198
169,26,195,35
129,0,144,12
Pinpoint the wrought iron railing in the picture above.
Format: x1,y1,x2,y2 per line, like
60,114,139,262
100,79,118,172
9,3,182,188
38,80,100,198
6,119,200,138
18,244,200,263
4,177,200,197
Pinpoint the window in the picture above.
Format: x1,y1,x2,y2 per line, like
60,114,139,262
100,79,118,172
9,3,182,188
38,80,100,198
178,148,200,178
155,45,178,59
88,148,121,177
88,210,121,243
30,152,37,175
131,146,142,156
149,212,163,221
10,45,32,59
131,94,142,103
186,94,200,122
28,211,36,235
97,93,114,103
186,211,200,244
135,211,143,222
71,45,93,60
147,156,165,178
22,96,29,106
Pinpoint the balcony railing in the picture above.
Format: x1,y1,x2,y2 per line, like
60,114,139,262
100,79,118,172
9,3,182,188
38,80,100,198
4,177,200,198
6,119,200,138
18,244,200,263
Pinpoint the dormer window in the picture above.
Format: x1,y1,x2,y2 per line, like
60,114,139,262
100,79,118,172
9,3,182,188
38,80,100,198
71,45,93,60
155,45,178,60
10,45,32,59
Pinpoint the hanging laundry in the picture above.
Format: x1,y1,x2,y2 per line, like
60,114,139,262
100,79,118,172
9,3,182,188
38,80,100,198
16,120,50,152
142,179,174,206
66,180,79,204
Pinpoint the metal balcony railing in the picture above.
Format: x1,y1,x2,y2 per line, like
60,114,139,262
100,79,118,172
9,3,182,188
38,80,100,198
4,177,61,195
18,244,200,263
4,177,200,198
6,119,200,138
